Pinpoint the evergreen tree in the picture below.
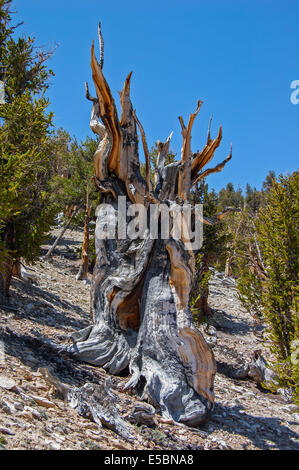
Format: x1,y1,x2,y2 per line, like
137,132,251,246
245,183,263,212
218,182,244,210
0,0,56,300
235,172,299,401
47,133,101,278
262,170,276,193
190,180,228,318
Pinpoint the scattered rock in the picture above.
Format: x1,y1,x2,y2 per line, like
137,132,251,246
0,231,298,450
0,376,17,391
24,406,44,420
0,426,15,436
0,400,15,414
283,404,299,414
14,401,24,411
29,395,56,409
126,403,157,427
45,440,61,450
25,303,36,314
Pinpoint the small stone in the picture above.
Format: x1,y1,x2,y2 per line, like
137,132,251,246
24,406,43,420
24,373,33,381
0,426,15,436
283,404,299,414
0,376,17,390
30,395,56,408
0,400,15,414
46,440,61,450
14,401,24,411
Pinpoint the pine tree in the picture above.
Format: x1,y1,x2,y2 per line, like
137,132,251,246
218,182,244,210
257,174,298,375
235,172,299,401
190,180,228,318
47,134,101,278
0,1,56,301
245,183,263,212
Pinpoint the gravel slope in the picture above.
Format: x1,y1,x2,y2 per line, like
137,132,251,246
0,228,298,450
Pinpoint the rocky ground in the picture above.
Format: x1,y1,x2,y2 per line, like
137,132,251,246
0,227,298,451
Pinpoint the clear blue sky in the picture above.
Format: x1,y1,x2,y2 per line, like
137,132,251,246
13,0,299,192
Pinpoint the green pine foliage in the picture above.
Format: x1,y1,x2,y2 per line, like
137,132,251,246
190,180,229,319
257,173,298,380
0,90,56,263
217,182,244,210
234,172,299,400
0,0,57,296
49,133,101,224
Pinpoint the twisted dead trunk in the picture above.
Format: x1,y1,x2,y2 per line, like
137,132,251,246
66,23,233,426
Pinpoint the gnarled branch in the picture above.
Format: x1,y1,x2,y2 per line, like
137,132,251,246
178,100,203,201
191,125,222,180
193,143,232,185
132,109,151,194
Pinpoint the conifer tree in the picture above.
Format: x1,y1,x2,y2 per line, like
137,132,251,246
190,180,229,318
0,0,56,300
235,172,299,401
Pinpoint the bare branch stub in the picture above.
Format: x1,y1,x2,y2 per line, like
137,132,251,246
98,21,104,70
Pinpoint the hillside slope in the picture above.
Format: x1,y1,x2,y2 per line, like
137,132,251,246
0,228,298,450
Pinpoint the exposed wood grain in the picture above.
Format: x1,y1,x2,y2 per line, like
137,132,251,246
66,23,235,427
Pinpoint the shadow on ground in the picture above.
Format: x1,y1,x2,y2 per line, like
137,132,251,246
207,402,299,450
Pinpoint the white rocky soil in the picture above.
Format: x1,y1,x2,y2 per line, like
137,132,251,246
0,228,298,450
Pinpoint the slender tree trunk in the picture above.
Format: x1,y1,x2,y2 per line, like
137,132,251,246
193,256,211,317
225,213,243,277
77,187,93,281
0,253,14,303
0,223,15,302
44,207,78,260
11,258,21,277
225,254,232,277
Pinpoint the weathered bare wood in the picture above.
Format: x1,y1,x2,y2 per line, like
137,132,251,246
38,368,134,440
193,144,232,185
132,109,151,193
178,100,203,201
65,23,235,427
191,125,222,180
98,21,104,70
44,207,79,260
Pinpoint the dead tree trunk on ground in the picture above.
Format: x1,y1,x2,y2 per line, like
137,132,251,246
66,23,233,426
44,206,79,260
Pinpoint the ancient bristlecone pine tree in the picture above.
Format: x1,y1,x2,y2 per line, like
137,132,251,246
67,24,233,426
